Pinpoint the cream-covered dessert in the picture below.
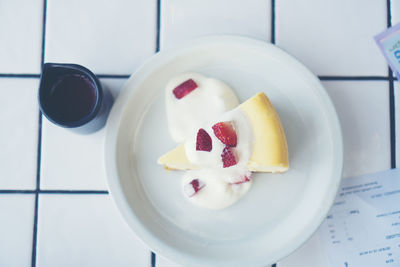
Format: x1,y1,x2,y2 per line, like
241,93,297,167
159,73,289,210
159,93,289,173
181,108,254,209
165,73,239,143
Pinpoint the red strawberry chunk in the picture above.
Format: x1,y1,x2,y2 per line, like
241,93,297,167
184,179,205,197
230,175,251,185
212,121,237,147
221,146,238,168
173,79,198,99
196,128,212,151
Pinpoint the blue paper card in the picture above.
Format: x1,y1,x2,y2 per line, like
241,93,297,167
375,23,400,81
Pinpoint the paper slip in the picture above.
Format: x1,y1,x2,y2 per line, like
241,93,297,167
375,23,400,81
318,169,400,266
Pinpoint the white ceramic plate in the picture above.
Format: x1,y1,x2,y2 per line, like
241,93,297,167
105,36,343,267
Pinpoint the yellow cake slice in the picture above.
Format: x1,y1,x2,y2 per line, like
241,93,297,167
158,144,198,170
158,92,289,172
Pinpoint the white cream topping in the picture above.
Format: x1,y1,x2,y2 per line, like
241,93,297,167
182,108,254,209
165,73,254,210
184,108,253,172
165,73,239,143
183,170,252,210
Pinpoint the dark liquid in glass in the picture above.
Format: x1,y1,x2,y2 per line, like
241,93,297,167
48,74,97,123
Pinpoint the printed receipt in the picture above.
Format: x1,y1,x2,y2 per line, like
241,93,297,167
318,169,400,266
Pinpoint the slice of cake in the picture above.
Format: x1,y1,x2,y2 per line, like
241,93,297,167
158,92,289,173
158,144,198,170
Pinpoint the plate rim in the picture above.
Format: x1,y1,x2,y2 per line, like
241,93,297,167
104,35,343,266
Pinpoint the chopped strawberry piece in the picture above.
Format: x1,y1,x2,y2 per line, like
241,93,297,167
221,146,238,168
173,79,198,99
196,128,212,151
212,121,237,147
184,179,205,197
230,175,251,185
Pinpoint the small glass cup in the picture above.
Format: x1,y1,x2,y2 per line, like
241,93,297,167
38,63,113,134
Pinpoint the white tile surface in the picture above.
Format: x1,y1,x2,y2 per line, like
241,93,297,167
37,194,150,267
161,0,271,49
0,79,38,189
392,0,400,24
0,2,396,267
45,0,157,74
323,81,391,178
394,82,400,168
0,194,34,267
40,78,127,190
0,0,42,73
276,0,388,76
156,255,183,267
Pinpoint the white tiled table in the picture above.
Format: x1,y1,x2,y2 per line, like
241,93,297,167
0,0,397,266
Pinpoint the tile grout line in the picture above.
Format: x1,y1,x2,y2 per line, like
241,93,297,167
36,114,43,191
0,74,41,78
151,252,156,267
31,97,42,267
0,74,130,79
318,75,391,81
271,1,276,266
40,0,47,68
31,187,40,267
31,111,42,267
387,0,396,169
0,190,109,194
389,72,396,168
271,0,275,44
39,190,109,194
156,0,161,52
31,0,47,266
152,0,162,266
387,0,392,28
271,1,277,266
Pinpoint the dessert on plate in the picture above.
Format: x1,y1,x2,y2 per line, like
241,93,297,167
158,73,289,209
159,92,289,172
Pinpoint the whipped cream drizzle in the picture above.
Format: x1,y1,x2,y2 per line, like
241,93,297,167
165,73,254,210
166,73,239,143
